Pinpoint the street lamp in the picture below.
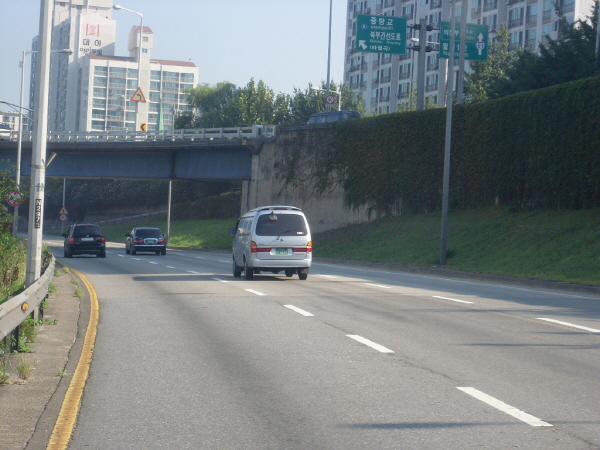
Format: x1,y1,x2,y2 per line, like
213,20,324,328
13,48,72,235
113,4,143,131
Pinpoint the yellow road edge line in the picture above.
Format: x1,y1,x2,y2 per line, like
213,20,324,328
47,265,99,450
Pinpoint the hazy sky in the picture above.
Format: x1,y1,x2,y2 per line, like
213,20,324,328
0,0,348,111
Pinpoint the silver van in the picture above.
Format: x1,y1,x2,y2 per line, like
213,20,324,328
229,206,312,280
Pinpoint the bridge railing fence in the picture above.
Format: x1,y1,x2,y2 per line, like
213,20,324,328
7,124,276,143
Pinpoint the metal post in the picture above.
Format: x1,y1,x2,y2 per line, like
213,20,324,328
26,0,52,286
416,17,427,111
167,180,172,243
440,0,457,265
13,51,28,236
457,0,469,103
61,178,66,235
325,0,333,109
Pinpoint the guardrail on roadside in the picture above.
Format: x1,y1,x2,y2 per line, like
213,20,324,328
44,210,168,231
0,258,55,352
1,124,277,143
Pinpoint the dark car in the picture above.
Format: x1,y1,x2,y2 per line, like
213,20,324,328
125,227,167,255
306,110,360,125
63,223,106,258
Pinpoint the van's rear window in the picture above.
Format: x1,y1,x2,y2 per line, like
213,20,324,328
255,214,307,236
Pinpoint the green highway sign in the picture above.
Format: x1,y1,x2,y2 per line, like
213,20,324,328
355,14,407,55
439,22,489,61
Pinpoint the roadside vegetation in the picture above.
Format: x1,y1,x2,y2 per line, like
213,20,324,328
70,207,599,286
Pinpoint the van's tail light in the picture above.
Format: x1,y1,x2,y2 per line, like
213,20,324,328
251,241,271,253
68,237,75,244
293,242,312,253
101,236,106,244
135,238,144,243
158,238,166,243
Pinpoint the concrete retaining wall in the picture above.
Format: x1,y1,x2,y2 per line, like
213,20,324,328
241,128,373,234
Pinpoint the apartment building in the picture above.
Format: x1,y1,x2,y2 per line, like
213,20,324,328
28,0,197,132
344,0,594,113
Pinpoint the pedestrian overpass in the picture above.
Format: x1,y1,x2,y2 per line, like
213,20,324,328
0,125,275,182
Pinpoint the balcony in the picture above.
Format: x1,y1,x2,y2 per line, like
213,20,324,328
508,17,524,28
526,14,538,25
483,1,498,11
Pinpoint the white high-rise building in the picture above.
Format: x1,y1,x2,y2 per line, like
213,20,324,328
344,0,594,113
28,0,197,132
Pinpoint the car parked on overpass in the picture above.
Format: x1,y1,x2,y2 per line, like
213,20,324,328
306,110,360,125
63,223,106,258
125,227,167,255
0,123,12,140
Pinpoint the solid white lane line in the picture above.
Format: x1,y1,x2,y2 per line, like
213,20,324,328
347,335,394,353
457,387,552,427
364,283,392,289
213,277,229,283
284,305,314,317
245,289,265,296
537,318,600,333
433,295,474,304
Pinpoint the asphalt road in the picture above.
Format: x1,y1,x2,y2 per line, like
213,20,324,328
47,239,600,450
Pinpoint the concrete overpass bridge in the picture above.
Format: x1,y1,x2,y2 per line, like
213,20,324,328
0,125,275,182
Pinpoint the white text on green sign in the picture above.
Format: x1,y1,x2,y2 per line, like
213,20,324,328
355,14,407,55
439,22,488,61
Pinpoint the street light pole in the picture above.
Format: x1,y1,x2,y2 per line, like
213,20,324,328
26,0,53,286
113,5,143,131
14,48,71,236
325,0,333,107
14,50,32,235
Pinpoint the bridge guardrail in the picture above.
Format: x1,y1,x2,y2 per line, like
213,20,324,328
0,258,55,351
2,124,277,143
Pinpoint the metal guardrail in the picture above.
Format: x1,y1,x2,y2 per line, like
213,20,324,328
1,124,276,143
0,258,55,351
44,210,168,231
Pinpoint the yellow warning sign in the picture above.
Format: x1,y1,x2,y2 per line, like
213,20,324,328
130,87,146,102
59,206,68,215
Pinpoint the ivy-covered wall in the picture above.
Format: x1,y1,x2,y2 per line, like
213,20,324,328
276,74,600,216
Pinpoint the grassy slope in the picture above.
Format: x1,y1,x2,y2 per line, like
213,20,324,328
62,207,599,286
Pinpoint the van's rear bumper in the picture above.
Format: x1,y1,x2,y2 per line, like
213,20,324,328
247,254,311,269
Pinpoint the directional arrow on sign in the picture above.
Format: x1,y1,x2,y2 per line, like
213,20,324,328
359,40,367,50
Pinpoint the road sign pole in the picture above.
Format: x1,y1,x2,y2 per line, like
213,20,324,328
440,0,457,266
457,0,469,103
416,18,427,111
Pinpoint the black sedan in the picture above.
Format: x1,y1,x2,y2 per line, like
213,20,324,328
125,227,167,255
63,223,106,258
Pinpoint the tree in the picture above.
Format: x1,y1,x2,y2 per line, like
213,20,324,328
465,25,517,103
0,162,21,226
183,81,240,128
